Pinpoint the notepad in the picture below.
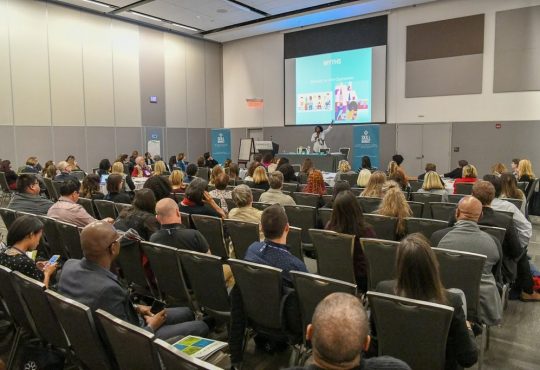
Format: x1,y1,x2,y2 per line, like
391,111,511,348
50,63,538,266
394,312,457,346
172,336,227,360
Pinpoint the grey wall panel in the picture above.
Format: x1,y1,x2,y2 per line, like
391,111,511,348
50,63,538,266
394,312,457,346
139,28,165,126
166,128,188,162
378,124,397,169
405,54,483,98
186,128,208,162
116,127,143,157
86,127,116,171
494,50,540,92
0,125,14,163
14,126,53,168
52,126,87,171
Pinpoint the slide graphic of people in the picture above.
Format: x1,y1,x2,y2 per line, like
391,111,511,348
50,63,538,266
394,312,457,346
298,96,304,110
316,95,322,110
308,96,313,110
324,92,331,110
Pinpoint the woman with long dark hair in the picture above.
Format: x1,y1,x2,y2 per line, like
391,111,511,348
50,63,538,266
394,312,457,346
326,191,376,292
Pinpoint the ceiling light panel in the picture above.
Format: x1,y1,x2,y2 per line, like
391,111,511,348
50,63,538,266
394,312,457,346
240,0,338,15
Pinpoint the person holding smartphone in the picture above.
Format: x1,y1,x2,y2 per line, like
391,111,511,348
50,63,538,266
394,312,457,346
0,215,58,288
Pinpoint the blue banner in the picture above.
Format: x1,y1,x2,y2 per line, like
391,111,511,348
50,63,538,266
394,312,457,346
211,128,231,166
352,125,380,171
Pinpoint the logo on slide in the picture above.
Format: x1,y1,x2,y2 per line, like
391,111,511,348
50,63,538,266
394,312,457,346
361,130,371,144
217,133,225,144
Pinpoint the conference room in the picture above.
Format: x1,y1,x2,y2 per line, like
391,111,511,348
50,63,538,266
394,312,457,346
1,0,540,369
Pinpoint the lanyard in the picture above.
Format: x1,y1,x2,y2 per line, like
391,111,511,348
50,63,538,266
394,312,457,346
258,242,291,255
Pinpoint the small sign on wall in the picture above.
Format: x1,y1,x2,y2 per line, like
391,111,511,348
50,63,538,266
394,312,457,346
495,123,501,129
246,98,263,109
150,96,158,103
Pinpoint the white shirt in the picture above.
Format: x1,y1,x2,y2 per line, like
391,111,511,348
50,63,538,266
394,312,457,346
491,198,532,248
310,126,332,152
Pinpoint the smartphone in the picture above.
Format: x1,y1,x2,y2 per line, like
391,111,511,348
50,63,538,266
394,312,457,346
48,255,60,265
150,300,166,314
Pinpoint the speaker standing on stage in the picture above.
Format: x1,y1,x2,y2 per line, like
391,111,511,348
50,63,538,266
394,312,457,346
311,122,333,153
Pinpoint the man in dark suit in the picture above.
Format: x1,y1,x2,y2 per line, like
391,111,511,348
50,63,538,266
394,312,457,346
58,220,209,339
444,160,468,179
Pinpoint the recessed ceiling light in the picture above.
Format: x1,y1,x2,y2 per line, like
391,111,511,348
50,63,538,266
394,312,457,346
217,8,228,13
82,0,112,8
171,23,199,32
129,11,161,22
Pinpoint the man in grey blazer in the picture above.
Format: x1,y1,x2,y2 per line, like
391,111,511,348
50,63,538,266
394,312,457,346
58,220,208,340
430,196,503,326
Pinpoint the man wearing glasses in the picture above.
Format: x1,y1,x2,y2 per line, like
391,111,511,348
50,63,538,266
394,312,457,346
7,174,53,215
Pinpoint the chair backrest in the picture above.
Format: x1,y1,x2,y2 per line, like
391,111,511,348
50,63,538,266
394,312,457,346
284,205,317,246
96,309,160,370
114,202,133,217
409,180,423,192
228,259,284,331
42,177,58,201
407,201,424,218
410,192,443,218
310,229,356,284
37,215,69,257
339,147,350,159
0,265,36,334
250,188,265,202
517,181,528,192
500,197,523,209
318,208,332,228
190,214,229,258
94,199,117,219
349,187,362,196
116,239,154,295
0,207,17,229
0,171,11,193
45,290,114,370
361,238,400,290
432,247,486,321
478,225,506,244
77,197,96,218
196,167,210,181
52,181,63,199
10,271,68,348
282,183,299,193
447,194,466,204
404,217,448,239
56,220,83,259
291,271,356,340
455,182,474,195
356,196,382,214
180,211,192,228
429,202,457,222
293,192,321,208
154,338,222,370
140,242,192,307
340,173,358,188
223,219,259,259
363,214,397,241
252,202,271,211
71,171,86,181
286,226,303,261
367,291,454,370
225,197,236,211
525,178,540,211
178,250,230,320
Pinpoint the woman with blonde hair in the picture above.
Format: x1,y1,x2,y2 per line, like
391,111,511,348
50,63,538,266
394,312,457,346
517,160,535,192
252,166,270,191
376,182,412,238
360,171,386,198
153,160,168,176
356,168,372,187
491,163,507,177
111,161,135,192
418,171,448,202
334,160,356,182
169,169,186,193
453,164,478,194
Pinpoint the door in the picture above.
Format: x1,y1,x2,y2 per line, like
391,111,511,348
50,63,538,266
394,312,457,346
396,125,423,176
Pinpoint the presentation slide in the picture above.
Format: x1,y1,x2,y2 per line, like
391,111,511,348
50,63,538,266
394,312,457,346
295,48,372,124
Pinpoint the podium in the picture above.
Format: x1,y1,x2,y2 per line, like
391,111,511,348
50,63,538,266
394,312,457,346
255,141,279,157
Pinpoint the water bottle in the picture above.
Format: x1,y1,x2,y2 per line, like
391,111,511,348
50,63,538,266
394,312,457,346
307,146,310,154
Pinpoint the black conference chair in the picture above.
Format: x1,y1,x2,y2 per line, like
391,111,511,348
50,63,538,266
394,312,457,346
429,202,457,222
363,214,397,241
191,214,229,258
357,197,382,214
114,202,132,217
410,192,443,218
224,219,259,259
500,198,523,210
46,290,115,370
178,250,231,323
318,208,332,229
116,239,155,297
404,217,448,239
293,192,322,208
250,188,265,202
93,199,117,220
154,338,223,370
43,177,58,202
0,207,18,229
282,183,299,193
361,238,400,290
309,229,356,284
284,205,318,253
37,215,70,258
368,291,454,370
447,194,466,204
77,197,96,218
0,172,14,205
409,180,423,192
455,182,474,195
140,242,193,308
286,226,304,261
407,201,424,218
55,221,83,259
252,202,271,211
96,309,161,370
340,173,358,188
180,211,192,228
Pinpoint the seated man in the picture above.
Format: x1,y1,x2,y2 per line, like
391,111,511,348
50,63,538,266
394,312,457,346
444,160,468,179
58,220,209,340
431,196,502,325
47,179,112,227
54,161,80,183
417,162,436,181
287,293,410,370
229,204,308,367
8,174,53,215
259,171,296,207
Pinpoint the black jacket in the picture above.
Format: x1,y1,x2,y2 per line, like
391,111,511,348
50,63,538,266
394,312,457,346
444,167,463,179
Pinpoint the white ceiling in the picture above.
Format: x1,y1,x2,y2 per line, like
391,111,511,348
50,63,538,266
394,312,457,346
52,0,444,41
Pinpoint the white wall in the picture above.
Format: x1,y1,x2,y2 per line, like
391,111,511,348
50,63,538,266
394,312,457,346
223,0,540,128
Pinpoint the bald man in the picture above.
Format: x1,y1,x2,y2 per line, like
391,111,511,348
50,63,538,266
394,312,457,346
286,293,410,370
431,196,502,326
58,220,208,340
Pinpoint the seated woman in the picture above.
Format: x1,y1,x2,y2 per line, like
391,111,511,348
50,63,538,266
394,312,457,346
453,165,478,194
376,182,412,240
298,158,314,184
356,168,372,188
209,165,224,186
143,176,173,202
360,155,376,172
375,233,478,370
169,170,186,194
97,159,111,177
0,215,57,288
111,161,135,192
303,169,327,208
334,160,356,182
228,184,264,240
517,159,536,192
252,166,270,191
360,171,386,198
209,173,232,213
179,178,226,219
261,153,274,169
153,160,169,176
104,174,132,204
80,174,104,200
491,163,507,177
418,171,448,202
276,163,297,183
0,160,18,190
66,155,83,172
326,191,376,292
500,172,525,201
387,161,408,191
228,163,240,184
243,161,260,182
323,181,350,209
114,188,159,240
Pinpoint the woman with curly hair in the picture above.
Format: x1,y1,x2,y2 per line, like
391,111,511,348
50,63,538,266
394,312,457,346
376,182,412,239
360,171,386,198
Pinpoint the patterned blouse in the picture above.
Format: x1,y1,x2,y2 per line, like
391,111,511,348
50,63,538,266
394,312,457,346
0,250,44,281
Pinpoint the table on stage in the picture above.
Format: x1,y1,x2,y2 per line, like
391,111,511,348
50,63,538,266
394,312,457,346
278,153,347,172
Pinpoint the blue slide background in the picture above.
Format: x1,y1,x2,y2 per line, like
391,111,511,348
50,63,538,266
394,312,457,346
295,48,372,125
